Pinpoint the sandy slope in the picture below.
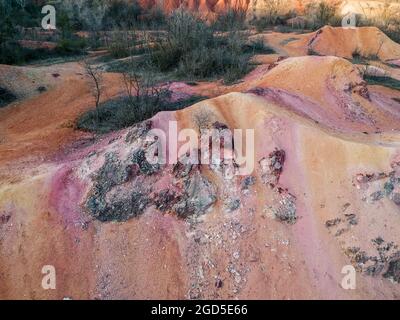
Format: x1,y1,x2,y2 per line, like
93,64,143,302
261,26,400,61
1,28,400,299
1,89,400,299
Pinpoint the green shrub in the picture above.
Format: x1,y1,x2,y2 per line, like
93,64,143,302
140,7,167,29
364,75,400,91
107,31,147,59
359,16,400,44
243,37,275,54
0,40,56,64
249,3,296,32
305,2,340,29
56,37,87,55
77,94,206,134
0,1,41,31
147,9,253,83
212,8,247,31
0,41,25,64
251,18,271,33
275,25,306,33
0,37,86,65
108,32,132,58
384,27,400,44
0,87,17,108
102,0,142,30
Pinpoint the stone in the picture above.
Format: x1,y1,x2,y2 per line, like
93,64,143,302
154,189,181,212
173,172,217,217
131,149,160,175
392,193,400,206
226,198,240,212
272,193,297,224
325,218,341,228
383,257,400,283
370,191,384,202
241,176,256,190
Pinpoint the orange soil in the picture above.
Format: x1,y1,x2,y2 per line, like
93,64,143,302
1,27,400,299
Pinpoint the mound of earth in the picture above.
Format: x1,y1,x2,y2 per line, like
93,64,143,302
0,66,124,168
281,27,400,62
308,26,400,61
174,55,400,136
1,25,400,299
1,90,400,299
0,63,76,102
243,56,400,135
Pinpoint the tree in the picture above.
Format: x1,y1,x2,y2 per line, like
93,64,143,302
82,60,103,132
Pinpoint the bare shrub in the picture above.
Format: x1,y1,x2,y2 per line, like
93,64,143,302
304,1,341,29
147,9,252,83
192,109,214,132
358,1,400,43
82,59,104,131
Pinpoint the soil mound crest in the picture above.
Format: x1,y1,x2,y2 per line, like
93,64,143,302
307,26,400,61
243,56,400,135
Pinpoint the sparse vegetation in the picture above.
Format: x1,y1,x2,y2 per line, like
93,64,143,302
0,87,17,108
79,54,207,133
244,37,275,54
107,31,135,58
101,0,142,30
280,37,300,46
58,0,166,31
144,9,257,83
77,94,206,134
192,108,215,132
364,75,400,91
351,50,379,65
82,60,104,132
8,0,400,136
0,1,87,64
259,0,287,26
251,18,271,33
250,0,340,32
357,2,400,44
304,1,341,29
212,8,247,31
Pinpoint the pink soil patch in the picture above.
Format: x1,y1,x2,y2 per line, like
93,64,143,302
48,165,87,230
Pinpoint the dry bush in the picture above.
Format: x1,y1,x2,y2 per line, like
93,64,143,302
192,108,215,132
263,0,288,25
250,0,298,32
304,1,341,29
82,59,104,130
147,9,252,83
78,56,205,133
358,1,400,43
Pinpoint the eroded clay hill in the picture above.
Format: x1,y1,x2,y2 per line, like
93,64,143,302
305,26,400,61
137,0,399,19
269,26,400,62
1,27,400,299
